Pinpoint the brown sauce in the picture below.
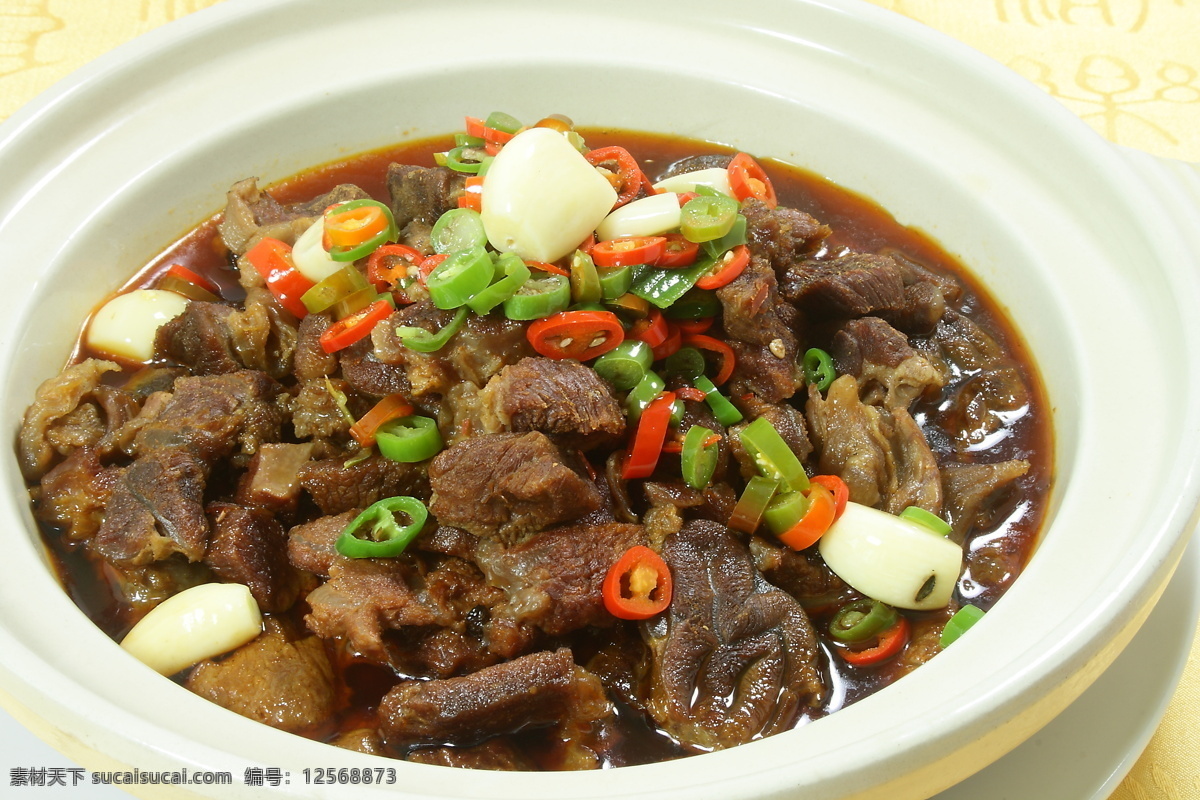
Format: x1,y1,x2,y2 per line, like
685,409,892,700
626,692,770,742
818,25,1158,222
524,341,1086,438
39,127,1052,767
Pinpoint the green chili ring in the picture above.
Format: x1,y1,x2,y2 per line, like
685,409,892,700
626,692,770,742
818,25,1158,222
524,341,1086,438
395,306,468,353
375,415,444,463
335,495,429,559
681,425,719,490
803,347,837,391
830,599,900,643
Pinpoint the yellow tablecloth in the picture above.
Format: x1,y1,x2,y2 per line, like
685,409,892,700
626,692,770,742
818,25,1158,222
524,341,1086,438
0,1,1196,798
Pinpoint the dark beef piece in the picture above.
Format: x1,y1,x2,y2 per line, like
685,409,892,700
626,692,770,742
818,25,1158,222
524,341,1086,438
727,340,802,404
218,177,370,256
781,252,906,318
31,447,117,542
405,738,534,771
653,153,732,181
372,304,459,398
640,481,738,548
235,442,314,517
804,375,942,514
450,313,536,386
105,557,213,617
299,453,429,515
644,521,824,750
879,250,963,335
287,510,357,577
729,396,813,482
185,618,335,734
290,379,352,447
293,312,339,381
942,460,1031,543
154,301,241,375
225,286,299,377
339,336,412,398
387,164,465,231
378,648,609,749
892,605,957,678
19,359,121,481
479,357,625,445
472,522,647,636
741,197,831,277
91,448,209,565
748,536,857,613
429,432,601,545
330,729,385,756
204,502,302,613
831,316,946,410
304,555,508,677
716,254,796,347
134,370,284,465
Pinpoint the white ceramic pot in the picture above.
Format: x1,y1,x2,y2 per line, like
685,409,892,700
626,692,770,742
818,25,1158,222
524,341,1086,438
1,1,1198,798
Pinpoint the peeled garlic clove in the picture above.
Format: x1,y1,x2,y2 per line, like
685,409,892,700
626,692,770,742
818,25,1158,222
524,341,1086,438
596,191,681,241
482,127,617,263
86,289,188,363
121,583,262,676
290,217,343,283
652,167,733,197
818,502,963,611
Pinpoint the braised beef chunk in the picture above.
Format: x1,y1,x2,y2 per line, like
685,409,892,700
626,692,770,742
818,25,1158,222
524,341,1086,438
942,460,1031,542
716,254,797,347
378,648,610,749
749,536,856,611
645,521,824,750
479,357,625,443
299,454,429,516
225,286,299,377
205,502,301,613
293,313,339,381
32,447,117,542
781,252,906,317
185,618,336,734
154,302,241,375
449,314,536,387
882,249,962,335
387,163,465,231
287,510,356,577
235,442,313,516
741,196,831,275
805,375,942,514
473,522,647,636
92,448,209,565
338,337,412,398
831,317,946,409
371,303,459,398
19,359,121,481
405,738,535,771
218,177,370,257
429,432,601,545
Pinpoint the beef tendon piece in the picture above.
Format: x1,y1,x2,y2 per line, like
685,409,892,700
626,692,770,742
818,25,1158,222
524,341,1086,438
479,357,626,445
429,432,601,545
378,648,610,749
830,316,946,410
204,501,302,613
185,618,336,734
18,358,121,481
644,521,825,751
31,447,117,542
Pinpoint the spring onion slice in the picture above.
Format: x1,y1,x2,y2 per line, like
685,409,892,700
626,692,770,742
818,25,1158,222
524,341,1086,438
395,307,468,353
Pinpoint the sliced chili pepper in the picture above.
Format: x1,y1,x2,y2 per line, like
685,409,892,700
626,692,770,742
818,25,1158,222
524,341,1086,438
629,258,712,309
603,545,673,620
319,298,391,353
570,249,603,305
157,263,221,302
739,416,810,492
695,244,750,290
366,243,424,298
426,245,494,309
592,340,654,391
655,234,700,268
375,415,443,463
457,175,484,211
324,203,390,249
301,264,371,315
680,194,739,243
681,425,719,490
830,600,899,643
430,208,487,255
940,604,986,648
467,252,531,315
464,116,486,139
682,333,736,386
774,483,836,550
625,371,666,421
900,505,953,537
675,386,708,403
804,347,836,391
418,253,447,285
840,616,910,667
622,391,676,479
592,236,668,269
525,259,570,277
527,310,625,361
629,308,669,349
394,306,468,353
675,317,714,335
728,152,778,209
348,393,415,448
504,274,571,320
810,474,849,520
585,145,647,208
728,475,780,534
335,496,428,559
242,237,313,319
650,322,682,362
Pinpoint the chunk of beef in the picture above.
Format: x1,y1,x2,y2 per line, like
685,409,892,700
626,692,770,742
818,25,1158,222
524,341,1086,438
290,379,352,448
429,433,601,545
748,536,857,613
942,459,1031,542
91,448,209,565
19,359,121,480
235,442,314,517
644,521,824,750
340,336,412,399
471,522,647,636
105,557,213,617
378,648,609,749
287,510,357,577
371,304,459,398
387,164,465,231
449,313,536,386
133,370,284,465
299,453,428,515
781,252,906,318
218,177,370,256
479,357,625,444
804,375,942,515
879,250,963,335
831,316,946,410
226,286,299,376
716,254,797,347
31,447,117,542
741,196,831,276
727,340,803,403
185,618,335,734
404,739,534,771
153,301,241,375
204,502,302,613
293,312,339,381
